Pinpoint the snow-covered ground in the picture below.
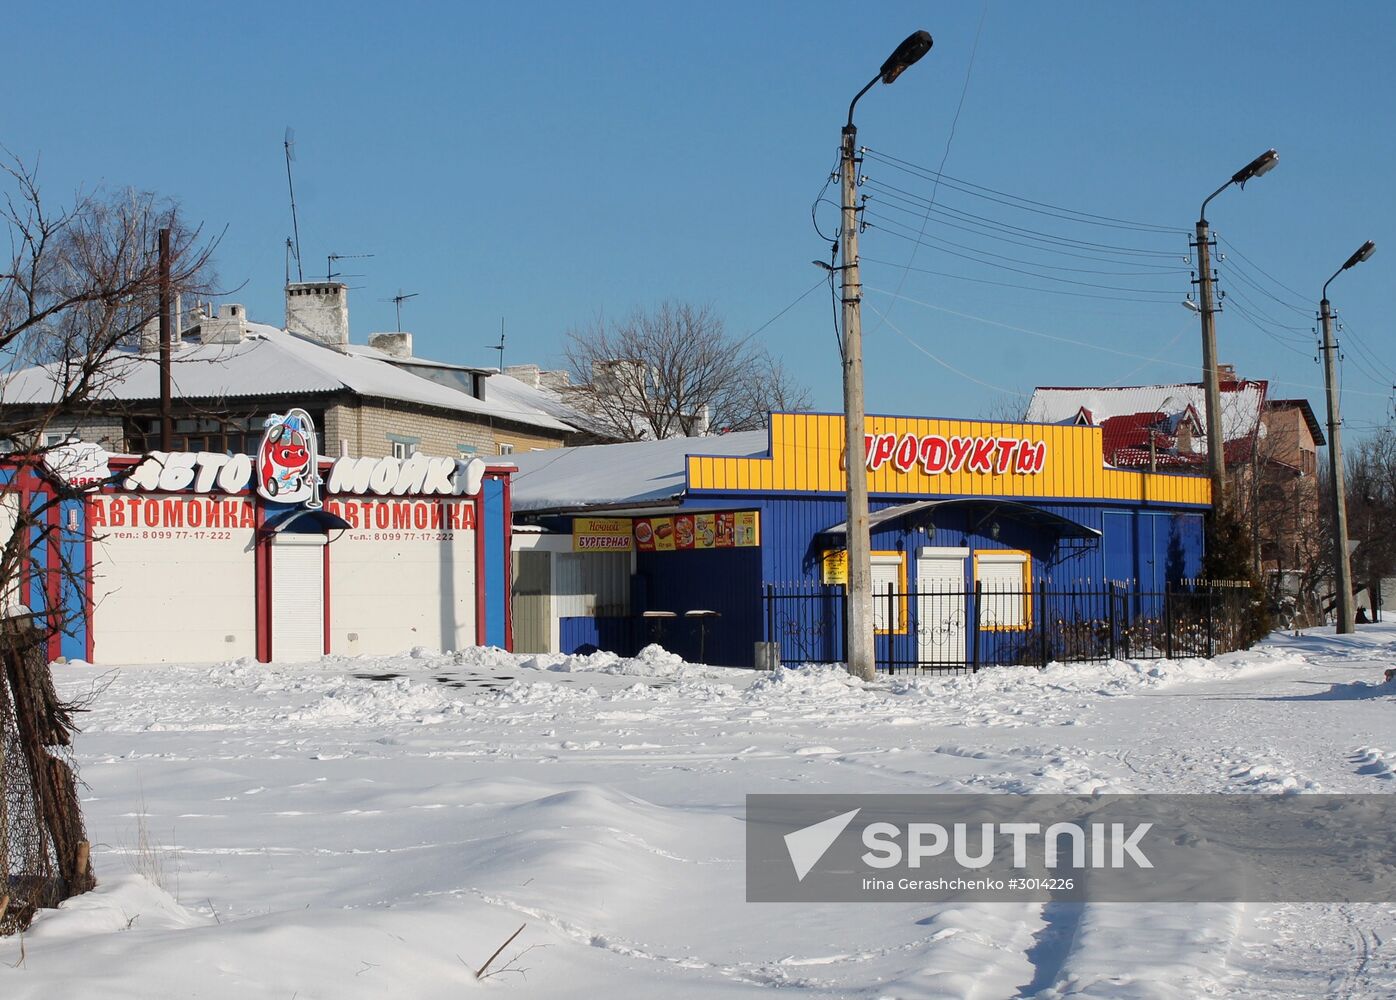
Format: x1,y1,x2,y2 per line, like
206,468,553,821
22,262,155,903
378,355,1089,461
3,628,1395,998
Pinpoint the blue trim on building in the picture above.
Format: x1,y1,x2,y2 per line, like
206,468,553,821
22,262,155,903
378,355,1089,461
482,477,508,646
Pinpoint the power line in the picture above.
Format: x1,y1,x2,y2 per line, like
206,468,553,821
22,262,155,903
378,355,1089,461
862,251,1177,303
866,200,1191,276
742,278,827,339
861,147,1188,235
863,284,1396,399
864,299,1028,396
862,177,1183,258
866,0,988,341
1216,235,1312,310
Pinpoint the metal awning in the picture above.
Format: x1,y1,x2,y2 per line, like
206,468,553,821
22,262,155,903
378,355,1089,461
260,506,352,539
823,498,1101,539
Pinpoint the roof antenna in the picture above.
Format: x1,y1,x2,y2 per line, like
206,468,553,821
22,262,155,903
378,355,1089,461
327,252,374,281
390,290,418,332
488,319,505,371
283,127,304,282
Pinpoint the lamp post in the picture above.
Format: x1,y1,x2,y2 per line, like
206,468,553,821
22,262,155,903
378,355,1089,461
1193,149,1278,507
1319,239,1376,634
839,29,933,682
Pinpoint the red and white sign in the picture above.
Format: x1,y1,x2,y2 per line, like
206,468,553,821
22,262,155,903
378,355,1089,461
124,450,488,498
256,409,320,505
864,433,1047,476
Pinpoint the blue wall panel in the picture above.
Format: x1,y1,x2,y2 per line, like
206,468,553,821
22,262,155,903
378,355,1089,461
482,478,507,647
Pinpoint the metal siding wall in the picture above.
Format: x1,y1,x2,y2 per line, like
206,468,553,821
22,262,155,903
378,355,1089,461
1102,511,1136,584
635,546,761,666
483,477,507,646
687,412,1211,506
59,498,87,661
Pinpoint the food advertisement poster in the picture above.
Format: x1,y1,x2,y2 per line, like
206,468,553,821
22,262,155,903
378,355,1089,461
572,517,634,552
635,511,759,552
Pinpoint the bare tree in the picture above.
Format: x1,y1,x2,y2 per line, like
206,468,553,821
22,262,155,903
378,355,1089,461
0,152,217,633
563,301,810,441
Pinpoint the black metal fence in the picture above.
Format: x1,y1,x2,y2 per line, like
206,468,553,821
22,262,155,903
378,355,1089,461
762,579,1259,674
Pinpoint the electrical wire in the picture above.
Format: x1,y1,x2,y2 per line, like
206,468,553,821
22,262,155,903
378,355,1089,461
865,0,989,344
865,210,1183,289
862,177,1183,258
863,284,1396,400
742,278,827,339
866,197,1192,276
862,251,1178,303
1215,261,1311,325
862,147,1189,236
1216,236,1313,311
864,298,1027,396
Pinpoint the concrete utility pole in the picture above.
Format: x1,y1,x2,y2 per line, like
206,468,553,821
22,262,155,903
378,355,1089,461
1192,150,1278,508
837,30,933,682
1319,239,1376,634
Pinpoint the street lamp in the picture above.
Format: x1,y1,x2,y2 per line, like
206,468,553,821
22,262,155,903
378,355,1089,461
1193,149,1279,507
1319,239,1376,634
838,30,933,682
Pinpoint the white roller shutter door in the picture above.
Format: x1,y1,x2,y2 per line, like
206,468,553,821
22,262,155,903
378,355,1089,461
271,534,326,662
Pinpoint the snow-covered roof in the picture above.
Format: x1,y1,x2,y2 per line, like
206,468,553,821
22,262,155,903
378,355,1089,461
509,431,769,512
1026,382,1267,445
1,324,576,433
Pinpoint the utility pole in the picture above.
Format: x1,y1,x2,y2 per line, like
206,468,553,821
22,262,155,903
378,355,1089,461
1191,221,1227,506
1318,239,1376,634
1192,149,1278,510
836,30,933,682
839,118,874,682
158,227,173,452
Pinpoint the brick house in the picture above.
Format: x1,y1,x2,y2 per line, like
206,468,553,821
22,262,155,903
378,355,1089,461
0,282,580,460
1026,372,1325,576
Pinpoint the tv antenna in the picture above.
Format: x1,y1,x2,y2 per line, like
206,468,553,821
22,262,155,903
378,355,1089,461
283,127,304,282
327,252,374,281
386,290,418,332
488,319,505,371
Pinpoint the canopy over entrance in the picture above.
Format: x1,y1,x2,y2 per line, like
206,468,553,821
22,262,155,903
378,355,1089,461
822,498,1101,539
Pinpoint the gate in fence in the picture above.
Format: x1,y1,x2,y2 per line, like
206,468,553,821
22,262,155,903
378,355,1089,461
762,579,1256,674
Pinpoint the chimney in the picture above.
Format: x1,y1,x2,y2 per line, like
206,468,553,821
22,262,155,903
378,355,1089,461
139,317,160,353
1217,363,1237,383
285,281,350,347
202,303,248,345
504,364,541,387
538,370,571,392
368,332,413,358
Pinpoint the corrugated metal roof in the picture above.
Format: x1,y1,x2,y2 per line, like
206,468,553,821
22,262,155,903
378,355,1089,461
509,432,770,512
1,324,576,433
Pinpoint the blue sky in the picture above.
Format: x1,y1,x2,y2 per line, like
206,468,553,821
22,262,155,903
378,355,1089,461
8,2,1394,434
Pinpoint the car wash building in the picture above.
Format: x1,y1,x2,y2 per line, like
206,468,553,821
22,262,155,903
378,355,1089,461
509,411,1211,670
8,413,513,666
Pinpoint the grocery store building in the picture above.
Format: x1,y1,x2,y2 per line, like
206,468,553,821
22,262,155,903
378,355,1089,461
509,411,1212,669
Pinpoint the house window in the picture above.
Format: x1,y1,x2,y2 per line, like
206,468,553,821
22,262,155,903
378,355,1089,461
871,551,907,634
388,434,420,459
498,443,515,455
976,550,1031,630
457,444,477,456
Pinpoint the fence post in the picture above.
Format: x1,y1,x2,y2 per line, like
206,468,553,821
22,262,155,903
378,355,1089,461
885,581,896,674
764,584,773,644
1164,584,1174,660
1037,578,1049,669
1206,586,1215,659
971,580,981,673
1107,581,1117,660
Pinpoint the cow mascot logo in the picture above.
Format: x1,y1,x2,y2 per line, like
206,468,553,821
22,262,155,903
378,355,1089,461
256,408,322,508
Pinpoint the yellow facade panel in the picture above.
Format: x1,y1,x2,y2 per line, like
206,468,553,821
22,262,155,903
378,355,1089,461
683,412,1209,506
